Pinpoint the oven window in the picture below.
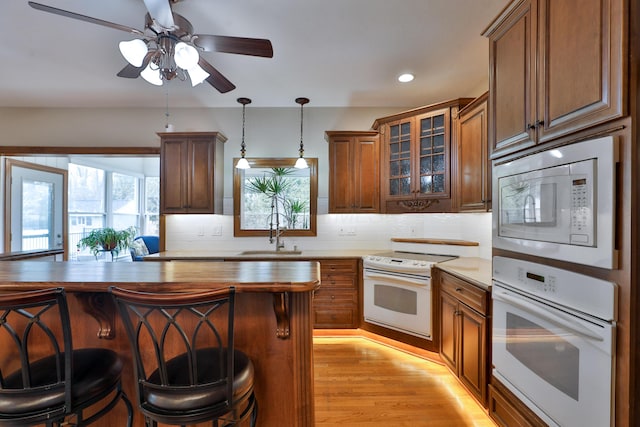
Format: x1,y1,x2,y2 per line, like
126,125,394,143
506,313,579,400
373,284,417,315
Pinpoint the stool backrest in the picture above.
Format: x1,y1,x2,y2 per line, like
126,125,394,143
0,288,72,418
110,286,236,414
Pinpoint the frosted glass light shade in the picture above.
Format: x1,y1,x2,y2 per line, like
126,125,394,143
236,157,251,169
187,64,210,86
119,39,148,67
140,64,163,86
294,157,308,169
174,42,199,69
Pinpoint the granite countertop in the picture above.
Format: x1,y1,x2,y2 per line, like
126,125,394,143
436,257,492,290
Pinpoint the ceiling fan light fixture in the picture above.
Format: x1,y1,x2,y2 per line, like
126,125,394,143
174,42,199,70
141,63,163,86
119,39,148,67
187,64,210,87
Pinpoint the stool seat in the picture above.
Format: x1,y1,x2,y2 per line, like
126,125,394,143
144,348,254,413
0,348,124,416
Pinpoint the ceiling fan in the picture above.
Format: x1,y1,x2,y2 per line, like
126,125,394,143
27,0,274,93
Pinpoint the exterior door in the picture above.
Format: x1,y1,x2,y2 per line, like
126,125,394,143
6,159,66,256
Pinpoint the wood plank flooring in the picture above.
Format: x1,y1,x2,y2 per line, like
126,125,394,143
314,336,497,426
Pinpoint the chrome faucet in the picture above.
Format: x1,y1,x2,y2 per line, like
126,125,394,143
269,216,286,251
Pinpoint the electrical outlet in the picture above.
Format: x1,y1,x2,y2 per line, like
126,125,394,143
212,226,222,236
197,226,205,237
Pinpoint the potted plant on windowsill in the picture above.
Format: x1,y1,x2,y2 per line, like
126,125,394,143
78,226,136,259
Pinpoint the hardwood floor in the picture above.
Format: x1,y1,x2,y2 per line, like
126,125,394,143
314,336,496,426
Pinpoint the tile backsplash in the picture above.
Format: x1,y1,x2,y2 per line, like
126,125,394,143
165,208,492,259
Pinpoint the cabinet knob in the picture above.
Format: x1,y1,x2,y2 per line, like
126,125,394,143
455,287,463,293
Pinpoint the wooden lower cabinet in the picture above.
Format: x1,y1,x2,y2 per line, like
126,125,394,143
313,258,360,328
438,269,489,406
489,378,547,427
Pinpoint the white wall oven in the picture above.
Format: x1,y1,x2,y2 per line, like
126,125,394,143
362,252,456,340
492,256,617,427
493,136,618,269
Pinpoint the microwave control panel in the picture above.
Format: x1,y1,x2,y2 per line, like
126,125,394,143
570,175,593,245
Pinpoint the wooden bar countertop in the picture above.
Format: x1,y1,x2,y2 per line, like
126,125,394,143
0,260,320,427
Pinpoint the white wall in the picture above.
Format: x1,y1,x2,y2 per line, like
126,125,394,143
0,105,493,259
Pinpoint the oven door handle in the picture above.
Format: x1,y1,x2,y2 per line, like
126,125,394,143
493,290,605,342
363,271,429,287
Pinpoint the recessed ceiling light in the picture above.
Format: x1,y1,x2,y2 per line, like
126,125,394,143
398,73,415,83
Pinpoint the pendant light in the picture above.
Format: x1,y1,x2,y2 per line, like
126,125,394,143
294,97,309,169
236,97,252,169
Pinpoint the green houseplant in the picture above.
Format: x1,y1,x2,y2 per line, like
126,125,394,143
78,226,136,258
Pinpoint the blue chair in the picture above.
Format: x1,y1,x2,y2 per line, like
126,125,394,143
129,235,160,261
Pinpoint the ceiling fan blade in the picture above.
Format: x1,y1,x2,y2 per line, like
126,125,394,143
194,35,274,58
28,2,144,35
117,51,155,79
142,0,175,30
198,59,236,93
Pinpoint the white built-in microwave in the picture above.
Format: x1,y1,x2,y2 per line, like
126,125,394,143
493,136,618,269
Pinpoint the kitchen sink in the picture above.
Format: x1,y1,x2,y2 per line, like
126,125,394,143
238,250,302,255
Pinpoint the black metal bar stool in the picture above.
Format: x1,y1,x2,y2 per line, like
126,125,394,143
0,288,133,426
109,286,257,427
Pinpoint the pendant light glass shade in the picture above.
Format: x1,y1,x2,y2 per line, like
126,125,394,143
187,63,210,86
236,97,252,169
119,39,148,67
140,63,163,86
294,97,309,169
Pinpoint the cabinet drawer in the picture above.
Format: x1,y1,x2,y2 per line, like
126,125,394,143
440,271,488,315
314,289,358,305
319,259,359,274
320,275,356,289
314,307,357,329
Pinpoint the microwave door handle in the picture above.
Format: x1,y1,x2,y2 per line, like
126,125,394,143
493,291,604,342
364,271,429,287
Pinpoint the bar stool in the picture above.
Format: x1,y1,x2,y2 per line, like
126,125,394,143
0,288,133,426
110,286,257,427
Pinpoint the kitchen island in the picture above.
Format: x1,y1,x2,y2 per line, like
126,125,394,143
0,260,320,427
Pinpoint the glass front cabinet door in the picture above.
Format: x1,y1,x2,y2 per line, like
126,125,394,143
377,99,470,213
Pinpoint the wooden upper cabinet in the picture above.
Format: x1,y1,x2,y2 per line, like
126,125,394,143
325,131,380,213
159,132,226,214
454,92,491,212
373,99,472,214
484,0,625,159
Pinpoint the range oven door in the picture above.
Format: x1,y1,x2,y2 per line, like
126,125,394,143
363,269,431,339
492,283,615,427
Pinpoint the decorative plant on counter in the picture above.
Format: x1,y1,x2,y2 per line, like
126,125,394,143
78,226,137,258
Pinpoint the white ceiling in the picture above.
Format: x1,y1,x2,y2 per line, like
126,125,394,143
1,0,508,109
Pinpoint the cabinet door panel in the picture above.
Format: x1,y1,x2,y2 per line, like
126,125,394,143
187,140,214,212
160,140,188,213
538,0,624,142
489,0,536,156
459,304,487,403
457,95,490,211
328,138,352,212
354,137,379,212
439,291,458,371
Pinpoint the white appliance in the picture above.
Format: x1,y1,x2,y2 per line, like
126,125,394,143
492,256,617,427
493,136,618,269
362,252,457,339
